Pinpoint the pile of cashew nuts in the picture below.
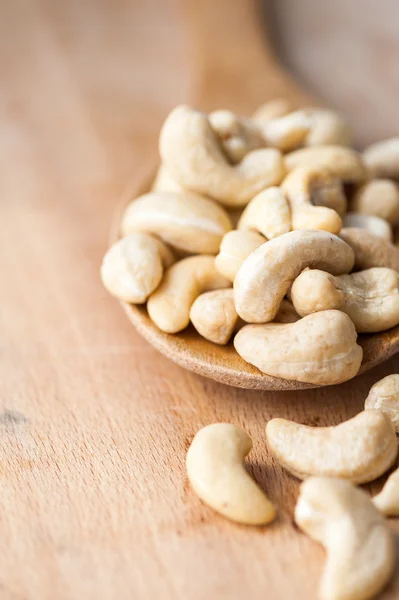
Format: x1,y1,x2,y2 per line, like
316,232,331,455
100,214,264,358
187,374,399,600
101,100,399,386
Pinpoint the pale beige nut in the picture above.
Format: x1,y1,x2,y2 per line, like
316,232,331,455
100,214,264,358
121,191,232,255
237,187,291,239
365,374,399,433
101,233,175,304
351,179,399,225
252,98,292,122
159,105,285,207
215,229,265,283
373,466,399,516
340,227,399,271
295,477,396,600
260,111,310,152
151,163,185,193
186,423,276,525
303,108,352,147
234,310,362,385
291,267,399,333
285,145,366,182
363,138,399,179
342,212,392,241
147,255,230,333
273,299,300,323
234,230,354,323
208,109,264,164
266,410,397,483
190,289,238,345
282,167,342,233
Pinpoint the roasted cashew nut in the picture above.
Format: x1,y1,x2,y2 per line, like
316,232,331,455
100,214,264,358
281,167,342,233
234,230,354,323
237,187,291,239
121,191,232,255
363,138,399,179
291,267,399,333
365,374,399,433
190,289,239,345
340,227,399,271
284,145,366,182
147,255,230,333
215,229,265,282
342,212,392,241
295,477,396,600
266,410,397,483
159,105,285,207
234,310,362,385
186,423,276,525
351,179,399,225
208,109,264,164
101,233,175,303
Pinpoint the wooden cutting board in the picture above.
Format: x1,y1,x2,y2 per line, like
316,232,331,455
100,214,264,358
1,1,399,598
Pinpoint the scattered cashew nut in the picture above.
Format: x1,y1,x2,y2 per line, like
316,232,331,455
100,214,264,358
363,137,399,179
190,289,239,345
121,191,232,254
234,230,354,323
295,477,396,600
159,105,285,207
365,374,399,433
237,186,291,239
215,229,265,282
101,233,175,303
147,255,230,333
342,212,392,241
266,410,397,483
186,423,276,525
351,179,399,225
234,310,363,385
340,227,399,271
291,267,399,332
285,145,366,182
260,111,310,152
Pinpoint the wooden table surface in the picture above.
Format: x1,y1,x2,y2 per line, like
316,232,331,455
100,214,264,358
1,1,399,599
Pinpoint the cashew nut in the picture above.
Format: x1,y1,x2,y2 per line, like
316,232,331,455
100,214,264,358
260,111,310,152
234,310,363,385
101,233,175,303
234,230,354,323
190,289,239,345
365,374,399,433
237,187,291,239
373,466,399,517
303,108,352,147
363,137,399,179
295,477,396,600
208,110,264,164
281,168,342,233
340,227,399,271
121,191,232,255
266,410,397,483
253,98,292,122
186,423,276,525
342,212,392,241
351,179,399,225
147,255,230,333
215,229,265,282
151,163,185,193
310,177,347,216
159,105,285,207
285,145,366,182
291,267,399,332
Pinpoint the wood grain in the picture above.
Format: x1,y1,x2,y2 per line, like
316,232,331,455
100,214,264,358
1,1,399,599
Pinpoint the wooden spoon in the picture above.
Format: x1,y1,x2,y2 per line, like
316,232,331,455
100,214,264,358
110,0,399,391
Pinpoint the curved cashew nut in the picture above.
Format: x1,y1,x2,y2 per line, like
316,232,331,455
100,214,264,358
266,410,397,483
234,230,354,323
234,310,362,385
303,108,352,147
295,477,396,600
365,374,399,433
342,212,392,241
291,267,399,332
237,187,291,239
101,233,175,304
260,111,310,152
121,191,232,255
159,105,285,207
208,110,264,164
186,423,276,525
340,227,399,271
252,98,293,122
151,163,185,193
190,289,239,345
215,229,265,282
351,179,399,225
281,167,342,233
284,145,366,182
363,138,399,179
373,466,399,517
147,255,230,333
